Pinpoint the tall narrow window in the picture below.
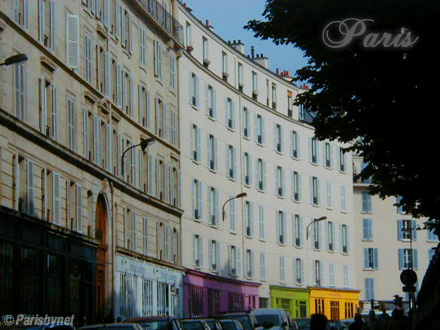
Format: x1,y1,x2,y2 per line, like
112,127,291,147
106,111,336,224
222,52,228,81
12,0,29,28
67,97,76,151
14,61,26,121
38,0,56,51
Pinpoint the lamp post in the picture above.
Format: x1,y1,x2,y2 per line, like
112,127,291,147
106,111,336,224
306,216,328,240
121,138,155,178
0,53,28,66
222,192,247,221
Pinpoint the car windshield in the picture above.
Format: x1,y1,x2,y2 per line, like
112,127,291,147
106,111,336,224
204,321,214,330
219,321,236,330
223,316,252,330
254,315,280,327
137,320,169,330
180,321,204,330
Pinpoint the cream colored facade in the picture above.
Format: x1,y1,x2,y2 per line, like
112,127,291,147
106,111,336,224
177,2,358,311
0,0,184,321
352,155,438,311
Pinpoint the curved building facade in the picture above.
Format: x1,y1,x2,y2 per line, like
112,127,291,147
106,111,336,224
177,2,359,319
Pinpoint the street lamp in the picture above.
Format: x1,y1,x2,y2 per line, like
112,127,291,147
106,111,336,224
306,216,328,240
0,53,28,66
222,192,247,221
121,138,155,178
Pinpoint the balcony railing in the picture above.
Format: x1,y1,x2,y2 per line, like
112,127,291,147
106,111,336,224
136,0,183,44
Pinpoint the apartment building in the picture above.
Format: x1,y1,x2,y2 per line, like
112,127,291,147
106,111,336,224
352,155,438,312
177,2,359,320
0,0,183,323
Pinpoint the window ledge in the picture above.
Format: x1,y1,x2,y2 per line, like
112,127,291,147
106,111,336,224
190,104,199,111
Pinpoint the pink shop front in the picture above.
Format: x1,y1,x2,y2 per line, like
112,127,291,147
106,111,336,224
184,269,261,317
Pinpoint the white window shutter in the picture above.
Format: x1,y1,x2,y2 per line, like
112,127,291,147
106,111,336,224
53,172,61,224
14,63,26,121
52,86,58,140
83,108,89,159
40,78,47,134
106,124,113,173
38,0,45,42
66,14,80,69
76,184,83,232
26,160,34,215
50,0,56,51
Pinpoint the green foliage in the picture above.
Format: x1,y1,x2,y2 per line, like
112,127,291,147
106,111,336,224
246,0,440,234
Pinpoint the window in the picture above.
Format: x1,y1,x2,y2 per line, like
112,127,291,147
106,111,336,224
185,22,192,47
398,219,418,241
229,245,241,276
14,61,26,121
121,9,133,52
397,196,406,214
292,171,301,202
192,179,203,220
279,256,286,282
242,107,251,138
399,248,418,270
324,142,332,168
155,98,166,139
326,181,333,208
329,263,335,287
271,83,277,109
154,40,162,79
225,98,236,130
207,134,218,171
222,52,228,81
246,249,255,278
260,253,266,280
314,260,323,286
243,153,253,186
202,37,209,63
169,53,176,90
338,147,347,172
238,63,244,90
206,85,217,118
190,124,202,162
313,221,322,250
340,185,347,212
189,72,200,107
343,265,350,288
327,222,335,251
361,162,372,183
341,224,349,254
274,124,284,153
258,205,265,240
67,97,76,151
256,158,267,191
252,72,258,96
362,192,372,212
309,138,319,164
143,217,148,256
293,215,304,247
276,210,286,244
365,278,375,300
276,166,285,197
295,258,304,284
427,229,438,242
66,14,80,69
362,219,373,240
193,234,203,267
208,240,220,271
170,109,178,147
208,187,219,226
226,145,237,179
310,176,320,205
298,104,306,121
12,0,29,28
287,94,293,117
140,24,147,66
255,114,265,144
38,0,55,51
39,78,58,140
364,248,379,270
245,201,254,237
291,131,299,158
229,197,236,232
429,248,436,261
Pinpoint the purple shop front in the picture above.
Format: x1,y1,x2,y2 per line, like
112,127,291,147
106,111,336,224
184,269,261,317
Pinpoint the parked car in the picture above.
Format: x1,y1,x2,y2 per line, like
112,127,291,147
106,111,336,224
179,319,210,330
202,319,222,330
81,324,143,330
292,318,310,330
218,313,263,330
251,309,289,330
125,316,183,330
218,320,243,330
21,325,76,330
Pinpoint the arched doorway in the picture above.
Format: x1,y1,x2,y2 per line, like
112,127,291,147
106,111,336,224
96,194,108,322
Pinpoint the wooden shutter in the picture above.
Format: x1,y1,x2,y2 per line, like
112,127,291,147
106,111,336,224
67,14,80,69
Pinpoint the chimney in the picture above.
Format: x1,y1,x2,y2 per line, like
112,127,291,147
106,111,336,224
276,68,280,75
251,46,255,59
229,40,245,54
253,53,269,69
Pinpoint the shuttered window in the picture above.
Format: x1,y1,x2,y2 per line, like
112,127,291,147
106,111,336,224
67,97,75,151
66,14,79,69
14,62,26,121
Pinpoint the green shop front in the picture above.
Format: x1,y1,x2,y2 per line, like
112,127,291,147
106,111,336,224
270,286,310,318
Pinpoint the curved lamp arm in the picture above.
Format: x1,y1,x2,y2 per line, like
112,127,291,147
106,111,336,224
222,192,247,221
306,216,328,240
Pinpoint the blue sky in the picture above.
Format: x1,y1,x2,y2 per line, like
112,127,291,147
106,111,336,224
184,0,308,78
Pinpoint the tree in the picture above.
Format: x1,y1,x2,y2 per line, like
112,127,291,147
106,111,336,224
246,0,440,233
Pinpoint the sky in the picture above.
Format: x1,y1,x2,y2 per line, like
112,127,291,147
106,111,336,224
184,0,309,78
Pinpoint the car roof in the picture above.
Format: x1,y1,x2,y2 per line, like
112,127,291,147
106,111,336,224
251,309,285,315
127,317,173,322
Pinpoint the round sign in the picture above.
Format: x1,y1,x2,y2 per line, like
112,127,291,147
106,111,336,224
400,269,418,286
